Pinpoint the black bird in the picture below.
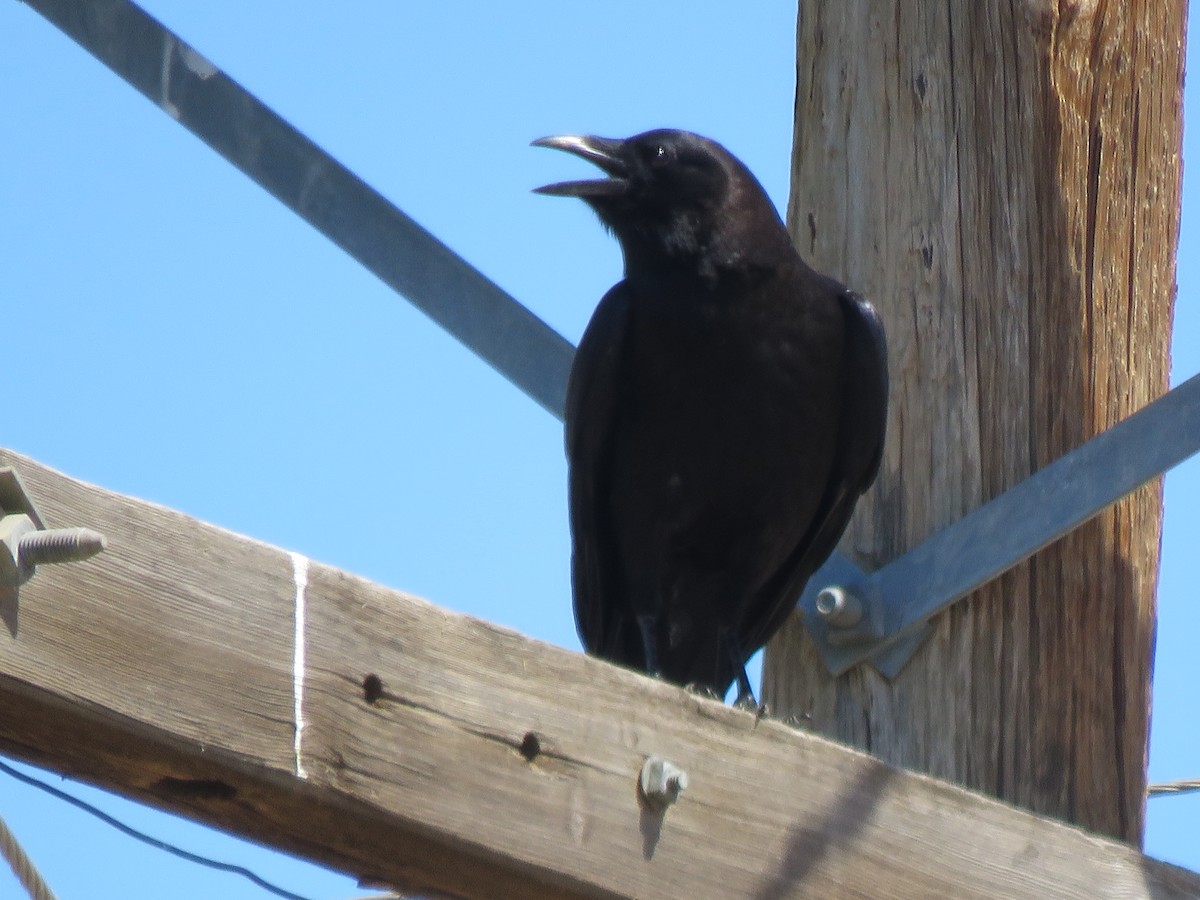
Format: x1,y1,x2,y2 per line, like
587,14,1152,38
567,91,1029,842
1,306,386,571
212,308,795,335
534,130,887,705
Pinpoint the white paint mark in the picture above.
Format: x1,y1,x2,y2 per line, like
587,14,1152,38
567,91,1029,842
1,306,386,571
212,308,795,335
179,45,218,80
568,783,591,847
158,34,179,119
290,552,310,779
156,38,214,120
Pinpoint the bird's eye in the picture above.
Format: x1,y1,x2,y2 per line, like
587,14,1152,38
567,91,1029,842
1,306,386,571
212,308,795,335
651,144,669,166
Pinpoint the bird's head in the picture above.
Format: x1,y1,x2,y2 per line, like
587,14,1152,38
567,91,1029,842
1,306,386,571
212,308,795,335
533,129,782,271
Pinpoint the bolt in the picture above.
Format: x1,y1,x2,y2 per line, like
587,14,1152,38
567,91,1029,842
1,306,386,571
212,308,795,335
0,513,108,586
18,528,107,568
639,756,689,809
815,585,863,628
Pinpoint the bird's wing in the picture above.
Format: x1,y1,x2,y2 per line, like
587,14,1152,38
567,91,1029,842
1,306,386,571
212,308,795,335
831,289,889,491
738,287,889,660
565,282,640,662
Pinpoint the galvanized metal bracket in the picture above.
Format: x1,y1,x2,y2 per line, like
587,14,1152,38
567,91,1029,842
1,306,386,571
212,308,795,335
801,372,1200,679
22,0,574,422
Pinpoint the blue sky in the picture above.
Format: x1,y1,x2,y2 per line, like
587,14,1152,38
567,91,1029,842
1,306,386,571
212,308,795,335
2,2,1197,896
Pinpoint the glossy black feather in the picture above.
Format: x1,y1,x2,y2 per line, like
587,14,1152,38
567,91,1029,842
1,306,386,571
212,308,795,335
539,129,887,698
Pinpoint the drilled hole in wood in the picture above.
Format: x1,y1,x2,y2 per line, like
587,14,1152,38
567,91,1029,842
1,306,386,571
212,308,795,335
363,673,383,704
519,731,541,761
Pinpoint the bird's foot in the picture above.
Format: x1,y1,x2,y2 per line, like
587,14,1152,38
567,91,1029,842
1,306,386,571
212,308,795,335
733,694,770,719
683,682,723,701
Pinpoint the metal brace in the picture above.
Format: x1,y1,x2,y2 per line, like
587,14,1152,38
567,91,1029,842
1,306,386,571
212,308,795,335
801,371,1200,680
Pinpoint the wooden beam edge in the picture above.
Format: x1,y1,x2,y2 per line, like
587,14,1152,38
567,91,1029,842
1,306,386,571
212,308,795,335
0,447,1194,899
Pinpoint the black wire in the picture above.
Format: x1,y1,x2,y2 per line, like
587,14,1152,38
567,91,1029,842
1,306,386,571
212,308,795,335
0,759,319,900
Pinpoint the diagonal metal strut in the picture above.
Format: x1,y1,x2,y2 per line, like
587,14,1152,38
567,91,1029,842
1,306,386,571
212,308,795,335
801,372,1200,677
20,0,1200,679
20,0,574,420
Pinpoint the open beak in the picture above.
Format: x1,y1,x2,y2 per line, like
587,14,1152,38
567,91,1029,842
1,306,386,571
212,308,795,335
531,135,629,197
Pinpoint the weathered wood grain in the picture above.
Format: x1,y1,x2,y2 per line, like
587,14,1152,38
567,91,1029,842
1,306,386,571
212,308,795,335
0,447,1196,898
767,1,1183,845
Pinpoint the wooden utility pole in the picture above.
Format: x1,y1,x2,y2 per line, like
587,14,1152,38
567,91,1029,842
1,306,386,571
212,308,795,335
2,447,1200,899
765,2,1184,845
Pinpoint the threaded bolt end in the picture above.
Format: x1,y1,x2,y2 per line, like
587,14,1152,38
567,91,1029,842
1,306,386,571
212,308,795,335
18,528,108,568
815,585,863,628
639,756,689,809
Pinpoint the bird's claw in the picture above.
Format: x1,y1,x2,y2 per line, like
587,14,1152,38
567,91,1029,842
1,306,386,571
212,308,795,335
683,682,722,701
734,695,770,719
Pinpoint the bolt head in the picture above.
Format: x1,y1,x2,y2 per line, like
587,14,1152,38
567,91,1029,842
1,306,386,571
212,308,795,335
639,756,689,809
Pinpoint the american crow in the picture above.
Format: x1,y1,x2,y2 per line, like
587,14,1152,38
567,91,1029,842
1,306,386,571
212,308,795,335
534,130,887,705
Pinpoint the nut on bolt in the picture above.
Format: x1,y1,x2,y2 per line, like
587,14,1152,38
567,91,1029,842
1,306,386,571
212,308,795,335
815,585,863,628
639,756,689,809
